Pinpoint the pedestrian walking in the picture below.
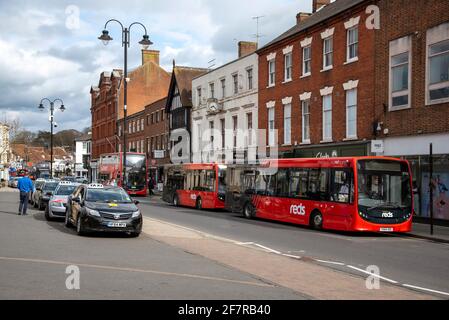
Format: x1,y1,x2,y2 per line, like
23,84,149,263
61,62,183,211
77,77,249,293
17,173,34,216
148,177,154,196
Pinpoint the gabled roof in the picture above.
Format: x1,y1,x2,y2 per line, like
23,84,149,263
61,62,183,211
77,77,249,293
259,0,367,52
167,66,208,111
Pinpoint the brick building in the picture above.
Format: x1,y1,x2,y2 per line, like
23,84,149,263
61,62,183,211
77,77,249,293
257,0,375,159
372,0,449,221
145,97,170,188
116,110,146,154
90,70,122,160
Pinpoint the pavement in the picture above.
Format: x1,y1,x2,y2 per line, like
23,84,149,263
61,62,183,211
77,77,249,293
1,187,448,299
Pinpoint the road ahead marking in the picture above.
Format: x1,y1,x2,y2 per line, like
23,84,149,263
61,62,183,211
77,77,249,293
402,284,449,296
0,256,274,288
347,265,398,284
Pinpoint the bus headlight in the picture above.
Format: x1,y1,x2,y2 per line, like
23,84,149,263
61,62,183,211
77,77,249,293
87,208,100,217
132,210,141,218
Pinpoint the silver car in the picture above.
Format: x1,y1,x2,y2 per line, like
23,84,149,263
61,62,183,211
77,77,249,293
45,182,80,220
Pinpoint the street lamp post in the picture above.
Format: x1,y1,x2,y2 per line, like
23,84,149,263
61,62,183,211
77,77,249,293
98,19,152,188
38,98,65,179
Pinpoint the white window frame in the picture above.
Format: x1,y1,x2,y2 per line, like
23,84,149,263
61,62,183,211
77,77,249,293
283,103,291,145
267,105,275,146
426,22,449,105
233,73,239,94
389,35,412,111
322,94,333,142
302,45,311,77
284,53,292,82
346,26,359,63
268,59,276,87
209,82,215,99
301,99,311,144
323,37,333,70
246,68,253,90
220,78,226,99
345,88,358,139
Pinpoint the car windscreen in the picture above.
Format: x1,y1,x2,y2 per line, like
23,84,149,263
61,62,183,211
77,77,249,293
86,188,132,203
43,182,59,191
55,185,77,196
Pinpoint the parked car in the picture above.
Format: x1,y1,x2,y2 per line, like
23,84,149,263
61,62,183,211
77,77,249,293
65,184,142,237
45,181,80,220
8,177,20,188
30,178,46,205
34,180,59,210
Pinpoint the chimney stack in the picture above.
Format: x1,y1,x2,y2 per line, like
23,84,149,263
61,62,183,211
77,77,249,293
296,12,312,25
238,41,258,58
142,49,160,65
313,0,331,13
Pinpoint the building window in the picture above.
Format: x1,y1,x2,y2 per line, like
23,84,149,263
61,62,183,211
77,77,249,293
389,35,411,110
141,118,145,130
233,74,238,94
232,115,238,149
302,100,310,143
209,121,214,151
428,39,449,103
221,78,226,99
302,46,311,76
220,119,225,149
209,82,215,99
347,27,358,61
197,87,202,106
322,94,332,141
323,37,333,69
247,68,253,90
268,107,275,146
346,89,357,139
128,122,132,134
283,104,291,145
247,112,253,146
268,59,275,86
284,53,292,81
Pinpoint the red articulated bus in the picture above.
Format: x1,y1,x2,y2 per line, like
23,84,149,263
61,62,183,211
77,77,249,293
99,152,148,196
162,163,227,210
225,157,413,233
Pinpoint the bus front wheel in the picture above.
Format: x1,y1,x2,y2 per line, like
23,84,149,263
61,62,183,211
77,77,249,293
173,194,179,207
310,211,323,230
196,197,202,210
243,203,255,219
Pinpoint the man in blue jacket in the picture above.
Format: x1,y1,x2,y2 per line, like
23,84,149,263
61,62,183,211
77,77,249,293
17,173,34,215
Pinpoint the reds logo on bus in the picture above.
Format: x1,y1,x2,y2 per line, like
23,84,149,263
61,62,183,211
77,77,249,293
290,204,306,216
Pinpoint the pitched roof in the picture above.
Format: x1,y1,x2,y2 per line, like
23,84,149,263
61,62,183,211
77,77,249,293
259,0,367,51
172,66,208,107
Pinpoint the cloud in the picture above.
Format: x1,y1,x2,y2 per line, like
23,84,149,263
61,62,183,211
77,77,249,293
0,0,309,135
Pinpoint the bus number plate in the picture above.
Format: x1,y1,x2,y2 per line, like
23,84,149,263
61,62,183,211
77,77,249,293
380,227,393,232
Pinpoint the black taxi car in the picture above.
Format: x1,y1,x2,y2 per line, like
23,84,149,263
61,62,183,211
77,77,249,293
65,184,142,237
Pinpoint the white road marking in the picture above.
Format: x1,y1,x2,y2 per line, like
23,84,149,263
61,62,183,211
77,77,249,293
0,256,273,288
315,259,345,266
250,243,282,255
282,254,301,259
346,265,398,284
402,284,449,297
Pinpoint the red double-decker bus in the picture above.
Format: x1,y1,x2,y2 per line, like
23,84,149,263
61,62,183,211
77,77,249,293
225,157,413,233
99,152,147,196
162,163,227,209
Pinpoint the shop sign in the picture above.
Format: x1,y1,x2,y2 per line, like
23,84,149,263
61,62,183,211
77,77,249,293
371,140,384,153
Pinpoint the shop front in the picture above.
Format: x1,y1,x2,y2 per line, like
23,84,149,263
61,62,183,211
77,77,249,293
382,133,449,224
288,141,370,159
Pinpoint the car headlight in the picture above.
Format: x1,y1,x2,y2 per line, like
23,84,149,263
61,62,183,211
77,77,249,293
50,201,63,207
132,210,141,218
86,208,101,217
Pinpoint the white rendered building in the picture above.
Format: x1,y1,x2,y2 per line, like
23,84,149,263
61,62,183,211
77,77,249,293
191,42,259,164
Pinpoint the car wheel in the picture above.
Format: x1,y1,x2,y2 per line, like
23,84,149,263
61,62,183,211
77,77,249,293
64,209,72,228
310,211,323,230
196,197,202,210
173,194,179,207
76,214,85,236
44,206,52,221
243,203,255,219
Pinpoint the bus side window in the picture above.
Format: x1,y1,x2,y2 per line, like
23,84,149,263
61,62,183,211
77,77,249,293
276,169,289,198
331,169,352,203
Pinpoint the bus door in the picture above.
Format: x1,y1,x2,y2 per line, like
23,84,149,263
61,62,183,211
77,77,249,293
328,168,354,230
254,170,278,219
